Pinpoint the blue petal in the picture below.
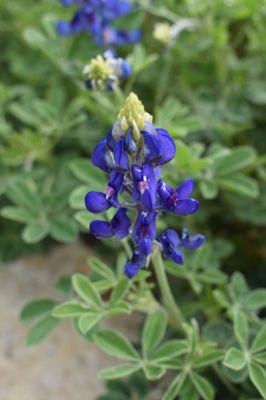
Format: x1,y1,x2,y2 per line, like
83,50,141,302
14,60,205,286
139,238,152,256
91,140,113,172
174,199,199,215
114,138,129,170
156,129,176,165
90,221,113,238
111,208,130,239
85,191,110,213
169,249,184,264
185,234,205,250
142,131,160,163
124,261,141,278
56,21,72,36
165,229,180,247
175,179,195,199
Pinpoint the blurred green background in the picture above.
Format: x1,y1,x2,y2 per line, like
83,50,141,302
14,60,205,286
0,0,265,288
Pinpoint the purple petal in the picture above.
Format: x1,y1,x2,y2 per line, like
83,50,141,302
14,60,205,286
169,249,184,264
156,129,176,165
142,132,160,163
174,199,199,215
91,140,113,173
139,238,152,256
85,191,110,213
186,234,205,250
111,208,130,240
166,229,180,247
90,221,113,238
114,138,129,170
124,261,141,278
175,179,195,199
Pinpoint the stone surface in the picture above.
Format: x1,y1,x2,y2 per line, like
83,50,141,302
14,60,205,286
0,242,143,400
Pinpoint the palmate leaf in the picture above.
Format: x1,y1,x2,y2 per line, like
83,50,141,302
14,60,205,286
143,364,166,380
20,299,57,322
151,339,188,362
213,146,256,176
110,278,131,306
233,310,249,350
242,289,266,310
99,363,141,380
78,312,103,334
162,372,186,400
72,273,103,309
248,362,266,399
141,310,167,357
25,316,60,347
223,348,246,371
52,301,89,318
89,257,116,280
190,372,214,400
93,330,140,361
251,326,266,353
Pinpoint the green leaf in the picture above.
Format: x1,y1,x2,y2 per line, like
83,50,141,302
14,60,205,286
54,275,72,295
248,362,266,399
78,313,103,334
217,174,259,199
242,289,266,310
69,185,88,209
253,352,266,365
151,340,188,361
20,299,57,322
198,269,227,284
1,206,35,224
199,181,218,199
72,273,103,309
190,372,214,400
230,272,249,300
142,310,167,357
105,301,132,316
223,348,246,371
194,349,225,368
143,364,166,380
233,310,249,350
74,211,95,230
162,373,186,400
251,327,266,354
50,215,78,243
99,364,140,380
22,223,49,243
93,330,140,361
25,316,60,346
110,278,130,305
52,301,89,318
89,257,116,280
213,146,256,176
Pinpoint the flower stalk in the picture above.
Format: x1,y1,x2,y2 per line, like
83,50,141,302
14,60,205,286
152,249,184,329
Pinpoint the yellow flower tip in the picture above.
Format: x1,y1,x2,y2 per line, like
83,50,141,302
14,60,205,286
118,92,151,141
153,22,171,44
83,55,113,80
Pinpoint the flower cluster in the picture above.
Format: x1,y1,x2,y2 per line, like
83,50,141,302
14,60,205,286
84,93,204,278
56,0,141,46
83,50,131,90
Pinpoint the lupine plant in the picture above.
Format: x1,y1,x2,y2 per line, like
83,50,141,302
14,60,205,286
0,0,265,398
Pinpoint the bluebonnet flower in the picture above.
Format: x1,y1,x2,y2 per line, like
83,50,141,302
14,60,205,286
159,229,205,264
56,0,141,47
83,50,132,91
90,208,130,239
84,93,204,278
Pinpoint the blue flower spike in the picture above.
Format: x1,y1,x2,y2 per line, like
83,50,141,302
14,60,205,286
84,92,204,278
56,0,141,46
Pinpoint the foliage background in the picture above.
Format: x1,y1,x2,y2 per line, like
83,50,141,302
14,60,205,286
0,0,265,399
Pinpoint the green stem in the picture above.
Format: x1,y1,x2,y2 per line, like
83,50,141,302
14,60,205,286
152,250,184,330
122,238,132,259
